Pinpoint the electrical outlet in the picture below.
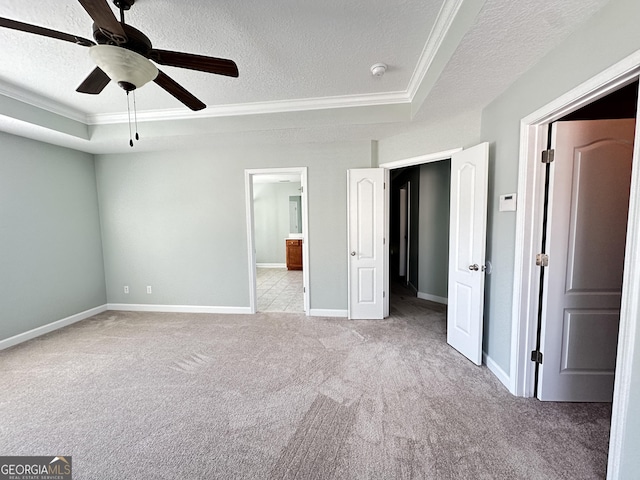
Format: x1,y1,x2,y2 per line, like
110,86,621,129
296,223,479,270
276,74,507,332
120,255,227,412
124,286,129,294
146,286,152,294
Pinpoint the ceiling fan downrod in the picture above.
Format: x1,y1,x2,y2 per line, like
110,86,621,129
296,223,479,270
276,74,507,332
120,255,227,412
113,0,134,25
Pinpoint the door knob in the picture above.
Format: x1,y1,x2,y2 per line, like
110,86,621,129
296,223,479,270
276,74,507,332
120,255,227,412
469,264,479,271
351,251,356,256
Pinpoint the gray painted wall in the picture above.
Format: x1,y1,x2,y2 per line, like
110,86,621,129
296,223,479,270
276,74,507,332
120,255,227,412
253,181,302,264
418,161,450,299
377,111,482,164
0,132,106,341
95,141,371,310
480,0,640,474
407,169,420,290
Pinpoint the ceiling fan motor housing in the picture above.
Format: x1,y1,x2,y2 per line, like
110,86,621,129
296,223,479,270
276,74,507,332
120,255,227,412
93,23,151,54
118,81,136,91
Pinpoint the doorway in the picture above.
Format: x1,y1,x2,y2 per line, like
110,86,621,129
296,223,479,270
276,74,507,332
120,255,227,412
388,162,451,307
377,144,489,366
511,59,640,478
390,168,419,296
512,78,638,401
245,167,310,315
350,144,488,362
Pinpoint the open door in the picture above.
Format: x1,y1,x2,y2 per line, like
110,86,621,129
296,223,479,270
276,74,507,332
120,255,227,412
538,119,634,401
447,143,489,365
348,168,385,319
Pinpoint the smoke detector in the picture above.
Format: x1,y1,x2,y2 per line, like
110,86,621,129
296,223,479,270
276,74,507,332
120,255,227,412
370,63,387,77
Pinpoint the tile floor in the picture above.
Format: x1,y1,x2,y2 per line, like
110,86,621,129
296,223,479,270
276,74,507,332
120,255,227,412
257,267,304,312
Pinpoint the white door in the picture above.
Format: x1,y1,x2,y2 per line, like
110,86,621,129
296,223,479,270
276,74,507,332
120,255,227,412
447,143,489,365
538,119,634,401
348,168,385,319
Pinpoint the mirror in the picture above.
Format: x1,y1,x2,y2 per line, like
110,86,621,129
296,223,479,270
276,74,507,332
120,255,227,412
289,195,302,234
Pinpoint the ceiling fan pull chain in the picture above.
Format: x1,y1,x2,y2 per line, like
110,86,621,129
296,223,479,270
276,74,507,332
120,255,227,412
127,91,133,147
133,90,139,141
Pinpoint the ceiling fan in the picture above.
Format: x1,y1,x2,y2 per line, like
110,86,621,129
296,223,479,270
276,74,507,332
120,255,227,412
0,0,239,112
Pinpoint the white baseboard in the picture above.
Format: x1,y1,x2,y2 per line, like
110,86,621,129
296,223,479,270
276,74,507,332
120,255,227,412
417,292,448,305
483,352,511,391
309,309,348,318
107,304,253,314
257,263,287,269
0,304,108,351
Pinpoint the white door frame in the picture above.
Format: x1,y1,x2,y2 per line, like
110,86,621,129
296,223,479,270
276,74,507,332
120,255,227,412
245,167,310,315
511,51,640,479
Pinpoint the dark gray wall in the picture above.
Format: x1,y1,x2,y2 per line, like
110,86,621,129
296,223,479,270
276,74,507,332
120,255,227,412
418,160,450,300
408,168,421,290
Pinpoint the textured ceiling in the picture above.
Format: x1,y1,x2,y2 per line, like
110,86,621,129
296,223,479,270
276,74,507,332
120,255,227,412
0,0,443,115
415,0,611,123
0,0,614,153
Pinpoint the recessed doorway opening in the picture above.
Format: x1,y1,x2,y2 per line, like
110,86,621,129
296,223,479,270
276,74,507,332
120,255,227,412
245,167,310,315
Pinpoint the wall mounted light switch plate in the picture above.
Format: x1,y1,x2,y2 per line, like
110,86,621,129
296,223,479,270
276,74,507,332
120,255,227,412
499,193,517,212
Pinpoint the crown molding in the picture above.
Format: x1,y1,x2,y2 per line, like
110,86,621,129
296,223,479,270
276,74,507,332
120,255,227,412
87,91,410,125
0,0,468,129
406,0,465,99
0,81,88,124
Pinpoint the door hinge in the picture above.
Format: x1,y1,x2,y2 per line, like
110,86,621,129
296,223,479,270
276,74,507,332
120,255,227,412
303,287,306,293
536,253,549,267
541,149,555,164
383,291,386,298
531,350,543,364
384,182,386,189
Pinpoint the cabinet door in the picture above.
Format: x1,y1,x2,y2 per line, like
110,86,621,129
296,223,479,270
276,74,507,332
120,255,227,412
286,240,303,270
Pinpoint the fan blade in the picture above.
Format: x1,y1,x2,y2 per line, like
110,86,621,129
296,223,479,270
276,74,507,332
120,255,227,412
78,0,127,44
148,49,239,78
76,67,111,94
154,70,206,111
0,17,95,46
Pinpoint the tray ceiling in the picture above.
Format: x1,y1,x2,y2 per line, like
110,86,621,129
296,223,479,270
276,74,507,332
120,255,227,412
0,0,613,153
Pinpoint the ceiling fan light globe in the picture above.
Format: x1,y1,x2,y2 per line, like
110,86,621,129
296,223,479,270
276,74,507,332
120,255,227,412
89,45,158,90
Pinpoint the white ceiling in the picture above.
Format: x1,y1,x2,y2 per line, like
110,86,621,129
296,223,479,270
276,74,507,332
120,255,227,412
0,0,612,153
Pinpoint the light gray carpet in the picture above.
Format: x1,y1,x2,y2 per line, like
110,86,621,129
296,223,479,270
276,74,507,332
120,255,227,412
0,294,610,479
